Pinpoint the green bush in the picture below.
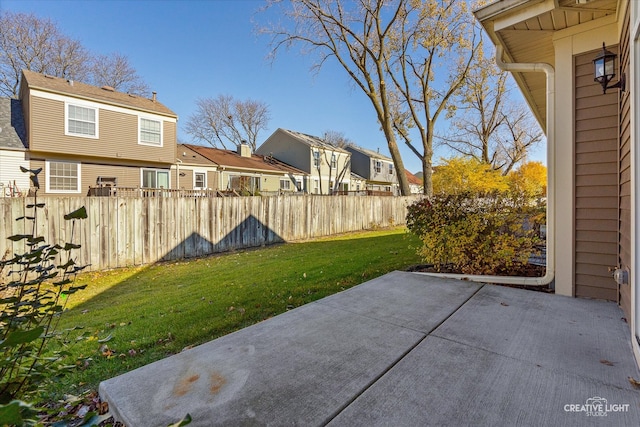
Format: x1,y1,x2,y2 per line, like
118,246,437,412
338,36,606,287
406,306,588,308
0,167,88,405
406,193,542,275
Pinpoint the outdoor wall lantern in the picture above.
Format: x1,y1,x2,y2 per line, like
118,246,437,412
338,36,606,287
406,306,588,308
593,42,626,94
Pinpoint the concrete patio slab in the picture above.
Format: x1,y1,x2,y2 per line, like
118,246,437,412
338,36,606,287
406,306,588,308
330,335,640,426
317,271,482,333
432,284,638,391
100,303,422,426
99,272,640,426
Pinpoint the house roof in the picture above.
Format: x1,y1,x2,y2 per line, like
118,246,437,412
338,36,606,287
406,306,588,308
350,172,366,181
473,0,618,131
278,128,351,154
346,144,392,161
20,69,177,118
404,170,422,186
180,144,306,175
0,98,27,150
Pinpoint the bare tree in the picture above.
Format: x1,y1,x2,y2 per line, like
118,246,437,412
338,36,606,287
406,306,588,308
0,12,151,99
90,53,150,96
437,47,543,174
263,0,411,195
383,1,480,195
263,0,480,195
323,130,352,148
185,95,271,152
0,12,90,97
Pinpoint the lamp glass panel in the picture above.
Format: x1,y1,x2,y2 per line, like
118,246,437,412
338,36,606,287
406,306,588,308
594,57,605,79
605,56,615,78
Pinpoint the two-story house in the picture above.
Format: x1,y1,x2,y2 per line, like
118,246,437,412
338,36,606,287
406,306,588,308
176,143,307,195
256,128,351,195
18,69,178,195
346,144,399,195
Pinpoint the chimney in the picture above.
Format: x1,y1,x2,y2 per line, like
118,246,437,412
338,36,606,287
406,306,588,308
67,80,74,86
152,91,157,102
238,141,251,157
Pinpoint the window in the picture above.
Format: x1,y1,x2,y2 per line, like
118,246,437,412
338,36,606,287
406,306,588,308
142,169,169,188
388,163,394,175
66,104,97,137
331,153,337,168
313,179,319,194
313,150,320,168
374,160,382,173
194,172,206,189
296,179,303,191
139,118,162,146
280,179,291,190
229,175,260,193
46,161,81,193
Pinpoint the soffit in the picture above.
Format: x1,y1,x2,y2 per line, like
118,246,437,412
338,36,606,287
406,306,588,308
476,0,619,130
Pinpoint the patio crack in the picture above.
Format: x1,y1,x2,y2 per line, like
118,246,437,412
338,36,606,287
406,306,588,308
321,283,486,426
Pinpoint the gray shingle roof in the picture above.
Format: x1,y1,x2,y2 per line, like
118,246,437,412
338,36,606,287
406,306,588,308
0,98,27,150
346,144,392,161
280,129,351,154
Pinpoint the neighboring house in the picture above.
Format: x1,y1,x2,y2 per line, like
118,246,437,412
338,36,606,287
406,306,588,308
18,69,178,195
405,170,423,195
349,172,367,193
0,98,29,196
176,143,306,195
174,144,219,193
257,128,351,194
346,144,399,195
474,0,639,367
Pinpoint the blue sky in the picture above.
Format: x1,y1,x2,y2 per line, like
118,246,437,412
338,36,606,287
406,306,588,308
2,0,545,174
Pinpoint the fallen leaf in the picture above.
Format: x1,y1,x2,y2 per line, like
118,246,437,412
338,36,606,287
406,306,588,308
599,359,614,366
500,302,509,306
628,377,640,389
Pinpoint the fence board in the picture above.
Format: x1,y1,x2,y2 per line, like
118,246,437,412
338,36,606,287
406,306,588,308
0,195,420,272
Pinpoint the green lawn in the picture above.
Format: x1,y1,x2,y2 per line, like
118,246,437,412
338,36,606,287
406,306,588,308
43,227,421,400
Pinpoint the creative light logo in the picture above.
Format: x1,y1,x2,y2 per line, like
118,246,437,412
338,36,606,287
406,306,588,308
564,397,630,417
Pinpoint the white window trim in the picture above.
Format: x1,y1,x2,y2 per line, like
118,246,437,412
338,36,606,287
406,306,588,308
45,160,82,193
138,115,163,147
227,174,261,191
140,168,170,189
313,150,321,168
193,170,207,190
65,101,99,139
280,178,291,190
374,160,382,174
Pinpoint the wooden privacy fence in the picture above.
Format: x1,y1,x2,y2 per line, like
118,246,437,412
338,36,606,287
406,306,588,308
0,195,421,271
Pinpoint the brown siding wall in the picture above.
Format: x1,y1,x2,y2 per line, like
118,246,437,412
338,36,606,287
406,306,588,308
30,158,171,195
574,50,618,301
618,1,632,318
28,94,176,164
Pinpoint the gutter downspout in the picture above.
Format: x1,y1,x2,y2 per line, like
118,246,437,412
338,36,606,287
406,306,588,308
417,46,555,286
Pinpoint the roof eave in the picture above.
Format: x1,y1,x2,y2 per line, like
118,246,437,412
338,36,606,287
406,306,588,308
25,81,178,119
